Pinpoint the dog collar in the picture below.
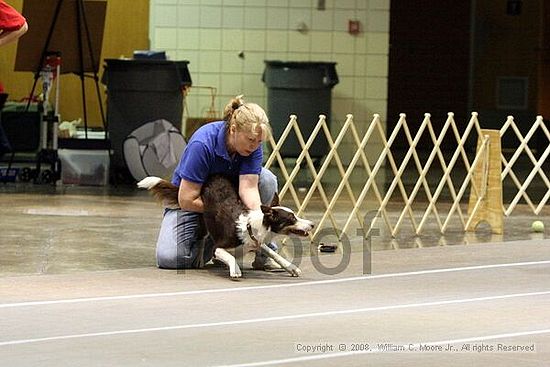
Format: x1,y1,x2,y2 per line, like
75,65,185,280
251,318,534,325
246,223,260,247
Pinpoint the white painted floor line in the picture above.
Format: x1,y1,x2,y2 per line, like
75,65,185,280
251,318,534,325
214,328,550,367
1,259,549,309
0,290,549,347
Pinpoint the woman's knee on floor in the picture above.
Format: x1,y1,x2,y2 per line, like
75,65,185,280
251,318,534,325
155,209,202,269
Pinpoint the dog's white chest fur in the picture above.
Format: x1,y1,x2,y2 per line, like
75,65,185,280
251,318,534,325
236,210,268,249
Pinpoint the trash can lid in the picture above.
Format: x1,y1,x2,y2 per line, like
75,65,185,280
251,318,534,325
104,58,190,67
262,60,338,89
102,59,192,89
264,60,337,69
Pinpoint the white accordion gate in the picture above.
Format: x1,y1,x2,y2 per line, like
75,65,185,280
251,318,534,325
265,113,550,244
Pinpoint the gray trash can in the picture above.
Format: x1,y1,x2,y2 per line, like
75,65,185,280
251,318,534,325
262,61,338,159
103,59,192,177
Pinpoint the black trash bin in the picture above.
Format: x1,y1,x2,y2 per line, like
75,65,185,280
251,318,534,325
262,61,338,159
103,59,192,175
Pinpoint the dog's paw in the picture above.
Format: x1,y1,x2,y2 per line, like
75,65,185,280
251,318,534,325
229,265,242,280
286,264,302,277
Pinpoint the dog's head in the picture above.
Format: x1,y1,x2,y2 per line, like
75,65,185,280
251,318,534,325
260,193,314,237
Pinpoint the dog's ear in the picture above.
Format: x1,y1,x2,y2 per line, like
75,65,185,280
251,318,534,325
270,192,280,207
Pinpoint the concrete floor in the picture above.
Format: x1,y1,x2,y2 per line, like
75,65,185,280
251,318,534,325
0,182,549,366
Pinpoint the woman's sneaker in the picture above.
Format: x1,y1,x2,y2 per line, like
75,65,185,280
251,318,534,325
252,242,284,272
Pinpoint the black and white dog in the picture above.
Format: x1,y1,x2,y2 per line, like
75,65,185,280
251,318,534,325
138,174,314,279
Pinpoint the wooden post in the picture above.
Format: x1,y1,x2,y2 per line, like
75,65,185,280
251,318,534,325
466,129,503,234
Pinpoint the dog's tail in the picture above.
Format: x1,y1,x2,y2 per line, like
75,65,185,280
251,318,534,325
137,176,180,209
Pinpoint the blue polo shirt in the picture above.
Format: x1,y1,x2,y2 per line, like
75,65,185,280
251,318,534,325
172,121,263,186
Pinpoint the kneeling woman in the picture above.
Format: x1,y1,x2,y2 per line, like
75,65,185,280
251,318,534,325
156,95,279,269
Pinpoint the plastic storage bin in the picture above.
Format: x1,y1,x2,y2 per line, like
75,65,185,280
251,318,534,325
262,61,338,158
58,149,110,186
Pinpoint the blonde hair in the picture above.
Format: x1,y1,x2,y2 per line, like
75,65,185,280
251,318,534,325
223,95,271,139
